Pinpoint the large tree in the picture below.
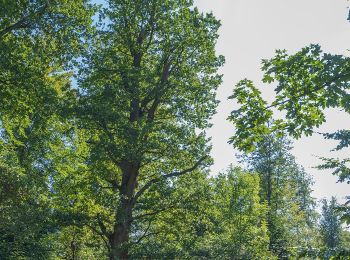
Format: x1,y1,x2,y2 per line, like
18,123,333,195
71,0,223,258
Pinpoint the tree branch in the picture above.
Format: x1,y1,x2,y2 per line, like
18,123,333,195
105,178,121,192
134,219,153,245
132,207,169,221
0,17,30,38
96,213,110,238
85,223,110,250
132,155,208,204
0,2,49,38
265,72,350,110
134,231,161,245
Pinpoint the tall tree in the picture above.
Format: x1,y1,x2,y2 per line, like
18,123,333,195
320,197,342,250
318,197,348,259
73,0,223,258
238,135,318,258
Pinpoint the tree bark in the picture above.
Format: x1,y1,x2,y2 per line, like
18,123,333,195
109,161,139,260
109,199,132,259
266,172,272,205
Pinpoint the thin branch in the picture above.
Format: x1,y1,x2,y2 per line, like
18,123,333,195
132,155,208,204
134,231,161,245
100,186,114,189
96,213,110,238
85,223,110,251
105,178,121,192
134,219,153,245
0,2,49,38
133,197,200,244
85,223,104,237
132,207,169,221
265,72,350,109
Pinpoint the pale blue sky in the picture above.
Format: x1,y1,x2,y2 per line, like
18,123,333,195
194,0,350,202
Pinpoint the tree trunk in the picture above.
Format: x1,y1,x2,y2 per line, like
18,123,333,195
266,172,272,205
109,161,139,260
266,168,274,252
109,199,132,259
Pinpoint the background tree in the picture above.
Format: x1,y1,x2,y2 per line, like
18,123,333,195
320,197,342,257
0,0,94,257
238,134,318,258
206,166,272,259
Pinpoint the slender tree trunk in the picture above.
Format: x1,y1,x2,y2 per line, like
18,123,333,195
266,172,272,205
266,160,274,252
109,161,139,260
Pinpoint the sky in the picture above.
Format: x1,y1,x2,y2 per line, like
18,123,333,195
194,0,350,202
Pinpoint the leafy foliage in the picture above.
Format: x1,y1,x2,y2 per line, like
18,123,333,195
0,0,95,257
230,44,350,226
228,79,273,152
207,167,272,259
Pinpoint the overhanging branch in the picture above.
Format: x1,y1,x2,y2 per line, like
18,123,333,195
265,72,350,110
